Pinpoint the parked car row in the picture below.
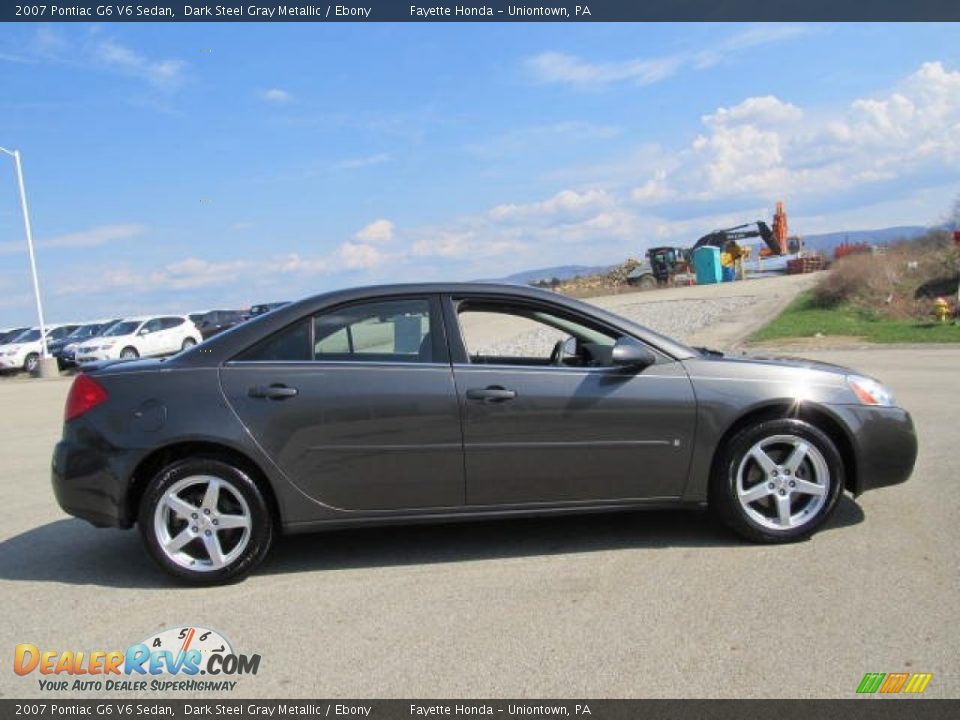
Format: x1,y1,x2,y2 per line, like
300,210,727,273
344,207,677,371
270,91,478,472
0,301,289,374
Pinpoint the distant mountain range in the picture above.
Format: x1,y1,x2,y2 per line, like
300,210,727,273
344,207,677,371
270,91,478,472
799,226,927,253
493,225,930,284
496,264,616,284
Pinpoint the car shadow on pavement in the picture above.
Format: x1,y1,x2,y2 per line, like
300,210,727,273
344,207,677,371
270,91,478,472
263,497,865,577
0,497,865,587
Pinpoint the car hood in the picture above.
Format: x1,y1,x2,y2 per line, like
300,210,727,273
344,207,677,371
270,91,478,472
705,352,856,377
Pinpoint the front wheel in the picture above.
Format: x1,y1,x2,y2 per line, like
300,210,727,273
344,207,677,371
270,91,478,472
120,347,139,360
138,458,274,585
710,419,845,543
24,353,39,374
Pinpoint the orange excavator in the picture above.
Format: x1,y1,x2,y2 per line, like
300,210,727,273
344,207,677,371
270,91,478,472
691,201,789,257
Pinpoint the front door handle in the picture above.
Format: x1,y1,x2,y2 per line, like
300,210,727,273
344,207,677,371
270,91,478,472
248,384,299,400
466,386,517,402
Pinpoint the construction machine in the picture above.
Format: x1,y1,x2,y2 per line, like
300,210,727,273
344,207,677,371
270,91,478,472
626,201,792,288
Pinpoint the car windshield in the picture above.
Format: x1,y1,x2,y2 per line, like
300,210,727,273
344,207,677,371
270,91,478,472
12,329,40,343
103,321,141,337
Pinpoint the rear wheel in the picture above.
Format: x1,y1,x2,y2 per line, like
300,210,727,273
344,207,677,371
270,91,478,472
638,274,656,290
120,347,139,360
181,337,197,350
710,419,844,543
138,458,274,585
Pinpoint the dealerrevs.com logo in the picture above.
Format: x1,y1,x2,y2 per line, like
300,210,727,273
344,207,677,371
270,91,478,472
13,626,260,693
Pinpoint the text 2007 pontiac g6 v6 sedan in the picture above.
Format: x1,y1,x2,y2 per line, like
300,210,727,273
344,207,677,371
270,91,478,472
52,283,917,584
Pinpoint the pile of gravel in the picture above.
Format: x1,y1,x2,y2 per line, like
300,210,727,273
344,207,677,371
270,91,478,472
606,295,758,341
478,295,757,357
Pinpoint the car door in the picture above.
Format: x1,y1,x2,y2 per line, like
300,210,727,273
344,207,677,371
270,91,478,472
445,295,697,505
161,317,189,352
219,295,465,511
136,318,165,356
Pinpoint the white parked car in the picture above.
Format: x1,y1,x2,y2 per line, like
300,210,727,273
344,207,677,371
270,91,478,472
0,324,79,373
75,315,201,364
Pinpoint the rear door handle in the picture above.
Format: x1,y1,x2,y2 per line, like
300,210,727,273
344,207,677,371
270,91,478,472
248,384,299,400
466,386,517,402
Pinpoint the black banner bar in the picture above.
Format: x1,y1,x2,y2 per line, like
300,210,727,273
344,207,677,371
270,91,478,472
3,1,960,23
3,700,960,719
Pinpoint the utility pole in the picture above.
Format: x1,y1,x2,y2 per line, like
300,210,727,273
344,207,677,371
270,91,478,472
1,146,56,377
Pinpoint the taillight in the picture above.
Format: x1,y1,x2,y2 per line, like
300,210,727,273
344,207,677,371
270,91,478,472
65,373,108,421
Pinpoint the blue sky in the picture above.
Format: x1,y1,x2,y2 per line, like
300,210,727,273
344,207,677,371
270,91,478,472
1,22,958,326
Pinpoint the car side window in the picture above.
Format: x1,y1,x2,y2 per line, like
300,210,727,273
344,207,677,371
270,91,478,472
162,317,184,330
141,319,164,334
314,299,434,363
237,320,312,362
457,301,618,368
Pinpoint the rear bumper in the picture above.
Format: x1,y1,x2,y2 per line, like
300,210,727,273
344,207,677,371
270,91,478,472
827,404,918,494
51,431,140,529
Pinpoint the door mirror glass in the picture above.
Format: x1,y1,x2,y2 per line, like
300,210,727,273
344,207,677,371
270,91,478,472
611,337,656,369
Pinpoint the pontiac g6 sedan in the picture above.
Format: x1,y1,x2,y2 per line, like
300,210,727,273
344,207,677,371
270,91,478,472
52,284,918,584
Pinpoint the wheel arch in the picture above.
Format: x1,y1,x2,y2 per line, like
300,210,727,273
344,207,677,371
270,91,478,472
709,401,859,496
127,440,282,529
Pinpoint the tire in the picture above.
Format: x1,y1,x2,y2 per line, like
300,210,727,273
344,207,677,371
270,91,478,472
710,418,845,543
24,353,39,374
181,337,197,350
138,457,274,585
120,347,139,360
638,275,656,290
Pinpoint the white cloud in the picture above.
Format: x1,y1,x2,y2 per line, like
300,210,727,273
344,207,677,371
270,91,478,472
693,24,812,69
337,241,387,270
1,223,145,255
527,51,682,88
260,88,292,103
490,188,614,221
631,169,674,204
528,24,812,89
0,29,187,91
44,223,145,249
90,38,185,89
636,62,960,204
354,219,395,244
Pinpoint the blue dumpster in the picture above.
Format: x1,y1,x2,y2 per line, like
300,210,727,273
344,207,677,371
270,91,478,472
693,246,723,285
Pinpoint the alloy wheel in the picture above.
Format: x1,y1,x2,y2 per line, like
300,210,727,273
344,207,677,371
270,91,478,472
735,434,830,531
153,475,252,572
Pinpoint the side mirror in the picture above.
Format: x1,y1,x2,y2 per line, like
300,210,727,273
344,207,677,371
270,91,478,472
611,337,656,370
138,328,149,336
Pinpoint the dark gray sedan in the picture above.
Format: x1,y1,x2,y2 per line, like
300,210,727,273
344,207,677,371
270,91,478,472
51,283,917,584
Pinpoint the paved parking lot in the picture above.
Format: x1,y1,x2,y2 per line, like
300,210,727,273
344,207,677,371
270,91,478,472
0,319,956,698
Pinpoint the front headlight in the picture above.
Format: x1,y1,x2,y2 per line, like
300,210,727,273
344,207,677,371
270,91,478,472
847,375,896,407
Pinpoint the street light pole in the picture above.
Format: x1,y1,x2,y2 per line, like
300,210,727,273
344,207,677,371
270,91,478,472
0,145,54,376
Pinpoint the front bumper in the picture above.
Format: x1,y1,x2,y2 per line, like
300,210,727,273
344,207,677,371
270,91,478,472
0,354,23,370
51,428,141,529
827,404,918,494
76,351,113,364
